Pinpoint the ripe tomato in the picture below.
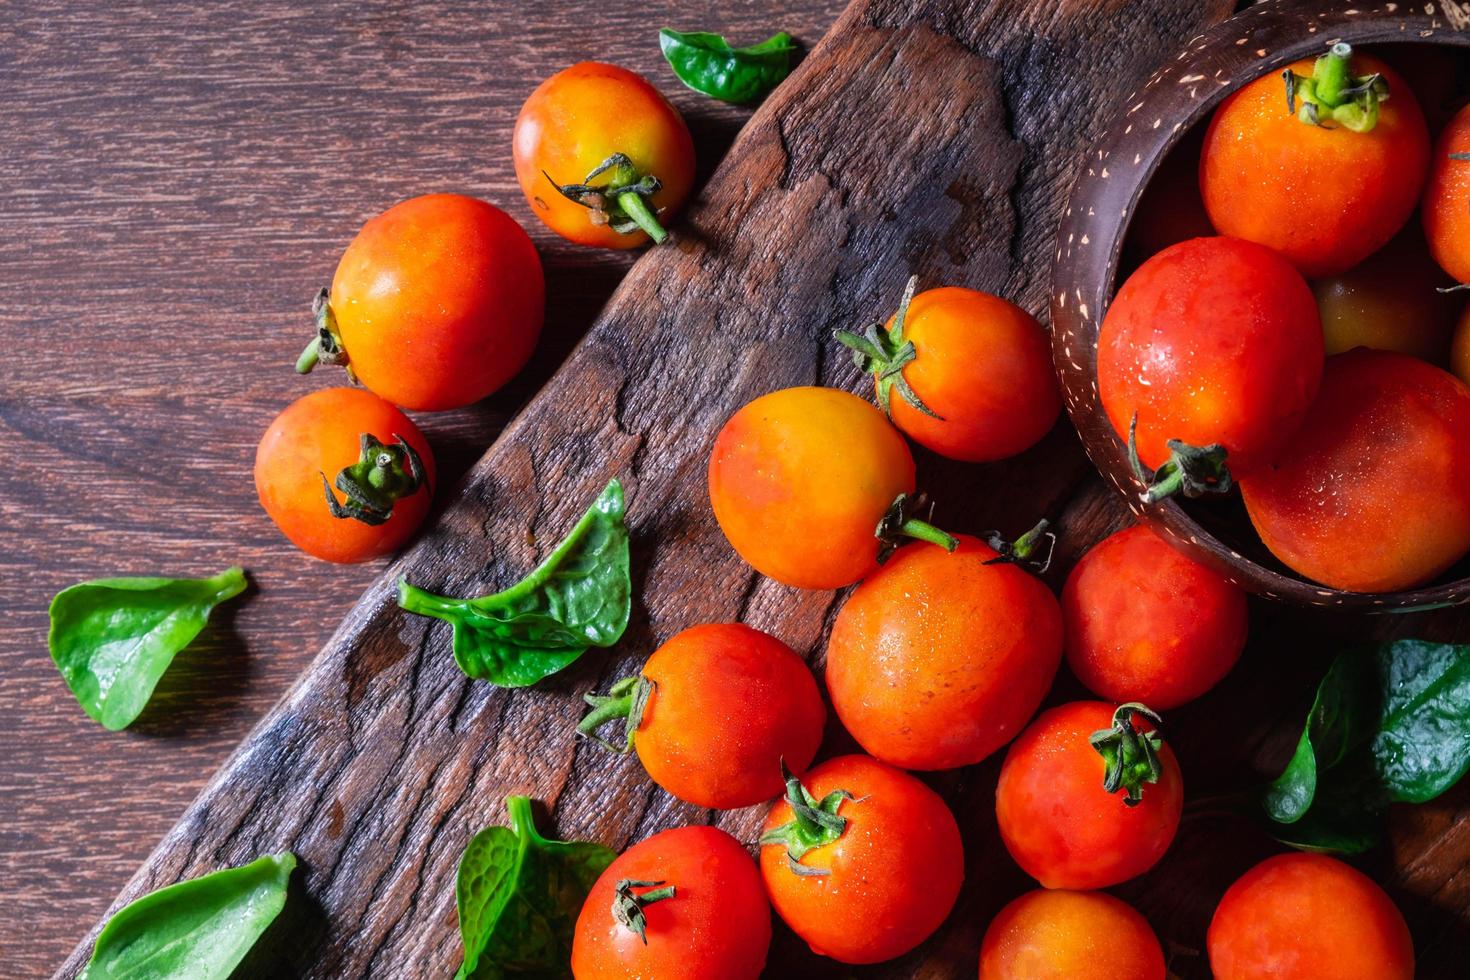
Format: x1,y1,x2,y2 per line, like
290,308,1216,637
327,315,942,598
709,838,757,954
759,754,963,964
1063,524,1247,710
1098,236,1323,499
1423,102,1470,282
301,194,544,412
996,702,1182,890
571,825,770,980
1201,44,1429,277
1312,230,1458,360
255,387,435,564
708,386,954,589
514,63,695,248
579,623,825,809
1208,852,1413,980
979,889,1165,980
826,535,1062,770
836,278,1059,462
1240,349,1470,592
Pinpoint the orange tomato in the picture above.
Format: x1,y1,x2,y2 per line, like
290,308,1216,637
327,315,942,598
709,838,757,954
1201,46,1429,277
979,889,1166,980
255,388,435,564
1312,230,1458,361
311,193,545,412
1423,102,1470,282
826,535,1063,770
514,62,695,248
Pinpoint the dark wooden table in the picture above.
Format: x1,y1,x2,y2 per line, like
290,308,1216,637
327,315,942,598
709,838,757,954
0,2,844,973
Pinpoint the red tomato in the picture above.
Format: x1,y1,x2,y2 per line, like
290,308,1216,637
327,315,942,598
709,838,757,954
826,535,1062,770
1098,236,1323,496
1240,349,1470,592
514,63,695,248
979,889,1166,980
759,754,963,964
708,386,954,589
581,623,825,809
1423,102,1470,283
255,388,435,564
571,825,770,980
996,701,1182,890
1201,45,1429,277
1208,852,1413,980
1063,524,1247,710
1312,229,1458,361
838,280,1059,462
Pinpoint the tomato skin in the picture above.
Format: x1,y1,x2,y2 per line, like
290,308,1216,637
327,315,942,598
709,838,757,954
1201,54,1429,277
1208,853,1413,980
1063,524,1246,710
995,702,1183,890
827,535,1062,770
1241,349,1470,592
708,386,917,589
1424,104,1470,282
328,194,543,412
571,826,770,980
885,287,1059,461
1098,236,1323,474
759,755,963,964
255,388,435,564
514,62,695,249
633,623,825,809
978,889,1165,980
1312,230,1458,361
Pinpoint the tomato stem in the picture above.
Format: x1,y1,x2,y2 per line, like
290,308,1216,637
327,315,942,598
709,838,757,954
576,675,654,753
321,432,429,526
833,275,944,420
876,492,958,563
984,518,1057,574
1282,42,1388,133
757,761,856,877
611,878,677,944
296,287,355,380
546,152,670,244
1089,702,1166,807
1127,414,1233,504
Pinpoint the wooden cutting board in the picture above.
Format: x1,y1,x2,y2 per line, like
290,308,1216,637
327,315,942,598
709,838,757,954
53,0,1470,976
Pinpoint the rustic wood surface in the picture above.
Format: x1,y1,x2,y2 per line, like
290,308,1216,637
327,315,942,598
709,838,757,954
7,0,1470,977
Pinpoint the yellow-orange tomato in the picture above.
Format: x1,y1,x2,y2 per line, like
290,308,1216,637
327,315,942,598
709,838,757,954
979,889,1166,980
709,387,933,589
1202,48,1429,277
1313,231,1458,361
514,62,695,248
1423,103,1470,282
255,388,435,564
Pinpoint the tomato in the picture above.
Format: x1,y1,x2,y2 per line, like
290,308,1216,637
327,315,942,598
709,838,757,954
1240,349,1470,592
1098,236,1323,499
1063,524,1246,710
826,535,1062,770
1452,302,1470,386
580,623,825,809
996,701,1182,890
837,279,1059,462
759,754,963,964
979,889,1166,980
1312,230,1458,361
1423,102,1470,283
708,386,954,589
1201,44,1429,277
255,387,435,564
514,62,695,248
571,825,770,980
1208,852,1413,980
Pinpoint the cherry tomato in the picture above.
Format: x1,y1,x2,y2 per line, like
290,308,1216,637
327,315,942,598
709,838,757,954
979,888,1166,980
255,387,435,564
826,534,1062,770
1240,349,1470,592
580,623,825,809
1312,230,1458,361
514,62,695,249
708,386,954,590
1423,102,1470,283
1208,852,1413,980
571,825,770,980
759,754,963,964
1451,302,1470,386
837,279,1059,462
1098,236,1323,498
1063,524,1247,710
1201,44,1429,277
996,701,1182,890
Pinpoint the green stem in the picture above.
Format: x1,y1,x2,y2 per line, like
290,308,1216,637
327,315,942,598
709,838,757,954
295,336,321,374
898,517,958,551
577,676,651,753
1314,43,1351,106
875,492,958,563
612,878,677,944
616,192,668,244
397,580,463,620
1283,42,1388,132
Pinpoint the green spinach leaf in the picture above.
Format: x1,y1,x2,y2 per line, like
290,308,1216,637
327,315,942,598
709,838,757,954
658,29,797,104
49,566,248,730
82,851,295,980
1260,639,1470,853
399,480,631,687
456,795,614,979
